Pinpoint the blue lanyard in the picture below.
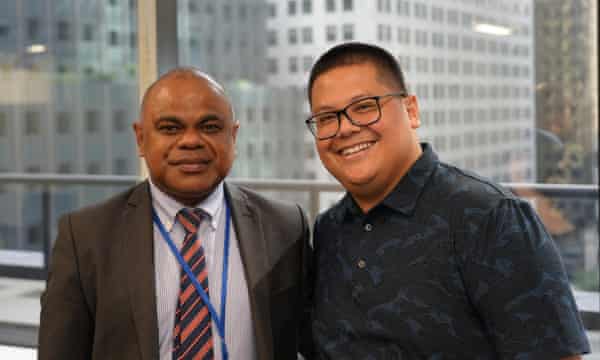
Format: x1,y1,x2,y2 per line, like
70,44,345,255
152,202,231,360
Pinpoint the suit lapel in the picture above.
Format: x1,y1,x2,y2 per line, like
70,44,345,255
121,181,159,360
225,183,274,360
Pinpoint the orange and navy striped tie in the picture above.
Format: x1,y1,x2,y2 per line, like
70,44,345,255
173,208,214,360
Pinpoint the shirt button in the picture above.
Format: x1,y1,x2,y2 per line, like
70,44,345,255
357,259,367,269
364,223,373,232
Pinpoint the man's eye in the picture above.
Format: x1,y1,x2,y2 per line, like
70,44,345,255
316,114,337,125
352,102,377,112
158,125,180,134
201,123,222,132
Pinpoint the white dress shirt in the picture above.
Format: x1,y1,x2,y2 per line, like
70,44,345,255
149,180,257,360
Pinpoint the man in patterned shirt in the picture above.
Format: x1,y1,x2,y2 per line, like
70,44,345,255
304,42,590,359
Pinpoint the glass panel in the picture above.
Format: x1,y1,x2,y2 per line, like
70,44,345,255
0,0,139,268
0,1,139,347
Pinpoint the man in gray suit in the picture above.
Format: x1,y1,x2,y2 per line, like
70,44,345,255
39,68,311,360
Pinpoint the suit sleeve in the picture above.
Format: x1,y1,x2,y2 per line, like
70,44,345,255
39,214,93,360
298,207,316,360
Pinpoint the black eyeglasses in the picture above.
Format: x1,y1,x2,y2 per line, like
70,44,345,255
305,92,407,140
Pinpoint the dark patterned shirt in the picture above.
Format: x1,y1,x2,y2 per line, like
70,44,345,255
311,143,590,359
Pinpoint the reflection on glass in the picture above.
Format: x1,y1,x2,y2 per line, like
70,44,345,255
0,0,139,257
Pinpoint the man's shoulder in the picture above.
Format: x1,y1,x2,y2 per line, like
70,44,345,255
226,183,304,219
429,162,518,211
66,181,148,222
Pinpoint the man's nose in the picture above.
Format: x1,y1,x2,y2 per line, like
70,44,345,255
337,111,360,137
178,129,204,147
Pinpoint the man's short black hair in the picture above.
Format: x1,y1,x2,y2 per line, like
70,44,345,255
307,42,408,104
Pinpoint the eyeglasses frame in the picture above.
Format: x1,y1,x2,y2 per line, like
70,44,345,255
305,92,408,140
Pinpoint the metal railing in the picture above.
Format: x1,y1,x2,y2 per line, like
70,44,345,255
0,173,598,280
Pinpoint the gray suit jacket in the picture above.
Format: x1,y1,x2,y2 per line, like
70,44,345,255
39,181,311,360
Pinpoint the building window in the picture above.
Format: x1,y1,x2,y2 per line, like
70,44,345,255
303,56,313,72
86,110,100,133
267,30,277,46
448,34,458,49
223,4,232,21
268,3,277,17
263,108,271,122
416,57,428,73
377,0,393,12
57,21,70,41
462,12,472,28
83,24,94,41
114,158,128,175
432,58,444,73
0,113,5,136
447,9,458,24
109,31,119,46
288,28,298,44
326,0,335,12
397,0,409,15
239,4,247,20
0,24,9,37
342,24,354,40
414,2,427,19
432,32,444,48
288,0,297,15
431,7,443,22
448,59,459,74
462,36,472,51
56,112,71,134
289,57,298,73
25,111,40,135
27,18,40,40
267,58,278,74
343,0,353,11
263,142,271,157
397,27,410,44
87,162,102,175
247,143,255,158
245,108,254,123
301,27,313,43
326,25,337,42
57,162,72,174
26,165,41,173
113,110,127,132
302,0,312,14
415,30,428,47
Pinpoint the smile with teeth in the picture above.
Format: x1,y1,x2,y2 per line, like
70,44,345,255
339,141,375,156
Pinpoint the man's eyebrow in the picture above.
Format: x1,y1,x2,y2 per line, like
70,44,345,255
198,114,222,123
313,93,372,114
155,116,182,124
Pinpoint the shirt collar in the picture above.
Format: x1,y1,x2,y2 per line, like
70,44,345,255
149,179,224,232
339,143,439,219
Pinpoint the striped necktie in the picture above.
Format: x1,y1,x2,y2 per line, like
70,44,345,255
173,208,214,360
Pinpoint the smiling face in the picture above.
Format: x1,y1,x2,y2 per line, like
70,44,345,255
311,62,422,211
133,73,238,206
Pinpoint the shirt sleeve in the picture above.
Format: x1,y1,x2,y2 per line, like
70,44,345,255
457,197,590,359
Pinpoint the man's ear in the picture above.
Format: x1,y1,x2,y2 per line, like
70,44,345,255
231,121,240,142
404,95,421,129
133,121,145,157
